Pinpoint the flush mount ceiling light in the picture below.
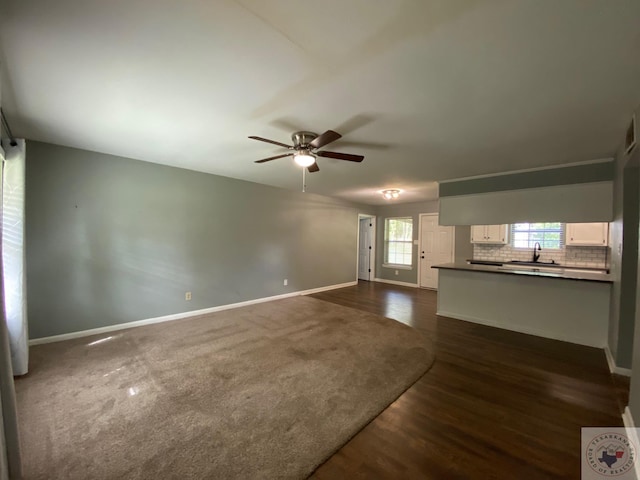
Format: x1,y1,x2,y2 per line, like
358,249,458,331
293,150,315,167
381,189,401,200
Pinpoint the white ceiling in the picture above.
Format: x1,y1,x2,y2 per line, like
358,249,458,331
1,0,639,205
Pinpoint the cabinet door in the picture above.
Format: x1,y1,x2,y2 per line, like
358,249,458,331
471,225,487,243
566,223,608,246
486,224,507,244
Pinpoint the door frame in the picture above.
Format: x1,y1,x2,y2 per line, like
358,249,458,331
418,213,455,289
356,214,376,281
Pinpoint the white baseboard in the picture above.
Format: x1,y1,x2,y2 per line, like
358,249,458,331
437,309,605,348
604,345,633,377
373,278,418,288
29,281,357,346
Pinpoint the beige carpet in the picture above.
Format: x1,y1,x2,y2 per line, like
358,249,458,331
16,296,434,479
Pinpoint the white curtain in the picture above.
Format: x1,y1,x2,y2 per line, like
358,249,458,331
2,139,27,376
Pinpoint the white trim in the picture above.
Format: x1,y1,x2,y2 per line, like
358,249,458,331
382,264,412,270
29,281,357,345
418,213,433,288
437,309,605,348
623,406,636,429
369,216,377,280
622,407,640,480
356,214,376,282
373,278,418,288
382,216,413,267
439,158,614,184
605,344,633,377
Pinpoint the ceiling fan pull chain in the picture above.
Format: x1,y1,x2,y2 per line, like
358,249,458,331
302,167,306,193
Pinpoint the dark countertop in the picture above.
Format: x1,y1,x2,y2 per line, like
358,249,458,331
433,262,613,284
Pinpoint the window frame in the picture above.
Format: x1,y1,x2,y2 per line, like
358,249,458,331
510,222,565,250
383,217,414,268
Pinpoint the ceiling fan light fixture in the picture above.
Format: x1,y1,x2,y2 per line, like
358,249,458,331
294,151,315,167
381,189,401,200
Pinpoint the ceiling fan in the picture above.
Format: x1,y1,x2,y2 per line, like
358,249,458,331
248,130,364,172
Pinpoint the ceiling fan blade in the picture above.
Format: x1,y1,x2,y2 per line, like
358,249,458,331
248,136,292,149
307,162,320,173
317,151,364,162
310,130,341,149
254,153,294,163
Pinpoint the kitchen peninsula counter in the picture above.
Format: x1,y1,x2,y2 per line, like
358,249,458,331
432,262,612,347
433,262,612,283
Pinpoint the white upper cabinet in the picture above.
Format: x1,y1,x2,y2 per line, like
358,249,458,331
565,223,609,246
471,225,508,244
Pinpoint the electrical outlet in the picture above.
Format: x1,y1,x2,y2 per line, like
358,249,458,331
185,292,192,301
283,279,288,286
395,270,399,276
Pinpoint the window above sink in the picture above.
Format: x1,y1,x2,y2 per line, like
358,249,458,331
511,223,564,250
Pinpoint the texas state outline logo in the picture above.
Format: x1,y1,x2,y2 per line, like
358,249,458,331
583,428,637,478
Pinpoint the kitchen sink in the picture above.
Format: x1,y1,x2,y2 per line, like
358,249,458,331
506,260,561,267
499,264,562,274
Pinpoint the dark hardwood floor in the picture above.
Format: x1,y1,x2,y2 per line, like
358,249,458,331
309,281,627,479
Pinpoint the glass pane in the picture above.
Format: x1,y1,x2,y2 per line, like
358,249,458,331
385,218,413,241
513,239,529,248
385,218,413,264
385,240,412,265
511,222,564,249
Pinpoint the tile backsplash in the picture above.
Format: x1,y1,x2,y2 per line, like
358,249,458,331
473,244,609,269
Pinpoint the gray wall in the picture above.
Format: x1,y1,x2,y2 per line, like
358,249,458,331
26,141,371,338
374,200,437,284
439,161,614,197
438,268,611,348
454,226,473,262
439,162,614,225
373,200,471,284
626,104,640,422
609,153,624,362
608,140,639,369
621,166,639,364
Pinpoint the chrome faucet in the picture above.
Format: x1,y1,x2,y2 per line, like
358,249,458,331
532,242,541,262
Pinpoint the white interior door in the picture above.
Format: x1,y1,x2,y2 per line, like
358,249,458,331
419,214,454,289
358,218,372,280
